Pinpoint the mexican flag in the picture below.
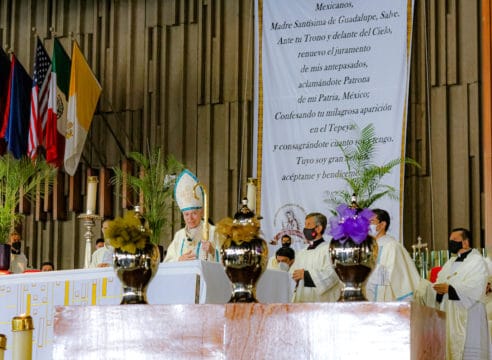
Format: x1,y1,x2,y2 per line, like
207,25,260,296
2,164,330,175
46,37,71,167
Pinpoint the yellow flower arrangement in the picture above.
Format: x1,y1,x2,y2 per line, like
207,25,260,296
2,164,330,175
105,211,152,254
215,217,261,247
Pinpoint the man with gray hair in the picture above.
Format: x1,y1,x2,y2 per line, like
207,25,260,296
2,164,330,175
290,212,342,302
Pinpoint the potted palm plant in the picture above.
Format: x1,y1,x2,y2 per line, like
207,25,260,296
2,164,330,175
0,154,55,270
113,148,184,246
326,123,420,210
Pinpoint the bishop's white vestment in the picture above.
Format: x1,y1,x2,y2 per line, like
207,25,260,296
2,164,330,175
164,224,219,263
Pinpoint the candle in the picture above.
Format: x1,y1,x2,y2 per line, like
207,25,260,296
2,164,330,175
246,178,257,214
11,315,33,360
0,334,6,360
86,176,98,214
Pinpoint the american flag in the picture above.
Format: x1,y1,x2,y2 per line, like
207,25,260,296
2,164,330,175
28,38,52,158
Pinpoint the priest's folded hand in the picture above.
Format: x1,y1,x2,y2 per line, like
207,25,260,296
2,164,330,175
432,283,449,294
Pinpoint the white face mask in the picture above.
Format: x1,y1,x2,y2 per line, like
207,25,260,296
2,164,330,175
369,224,379,237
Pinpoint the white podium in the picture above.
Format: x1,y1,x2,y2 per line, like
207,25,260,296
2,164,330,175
151,260,292,304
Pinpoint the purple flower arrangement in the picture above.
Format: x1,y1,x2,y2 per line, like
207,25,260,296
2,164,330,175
329,204,374,244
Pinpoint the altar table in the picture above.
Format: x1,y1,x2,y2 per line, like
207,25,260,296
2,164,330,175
52,302,446,359
0,261,291,360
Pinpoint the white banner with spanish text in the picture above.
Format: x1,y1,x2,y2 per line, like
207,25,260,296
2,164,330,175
255,0,413,248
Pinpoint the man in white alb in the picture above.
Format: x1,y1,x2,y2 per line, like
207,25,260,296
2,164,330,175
415,228,490,359
364,208,422,302
290,212,342,302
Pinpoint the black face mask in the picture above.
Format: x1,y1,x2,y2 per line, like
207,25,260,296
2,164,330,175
11,242,21,254
303,227,317,241
281,242,291,248
448,240,463,254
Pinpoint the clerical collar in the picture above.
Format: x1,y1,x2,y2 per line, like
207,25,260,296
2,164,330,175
455,249,472,262
307,238,324,250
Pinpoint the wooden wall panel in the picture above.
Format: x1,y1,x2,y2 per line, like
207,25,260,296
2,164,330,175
448,85,469,229
168,25,187,159
428,87,448,250
223,1,239,103
196,104,212,199
445,0,457,85
458,0,479,83
428,1,436,85
212,103,230,219
230,101,242,206
146,25,162,149
468,83,482,244
404,0,484,251
435,0,447,85
183,23,199,161
198,0,212,105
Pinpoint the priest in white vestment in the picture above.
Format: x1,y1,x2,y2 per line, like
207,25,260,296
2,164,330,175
290,212,342,303
415,228,490,360
365,209,422,302
164,169,220,263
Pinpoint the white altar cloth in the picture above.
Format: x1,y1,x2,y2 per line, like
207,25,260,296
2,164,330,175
0,261,290,360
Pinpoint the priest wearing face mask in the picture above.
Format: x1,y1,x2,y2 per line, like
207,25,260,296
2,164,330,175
290,212,343,303
364,208,421,302
9,231,28,274
416,228,490,360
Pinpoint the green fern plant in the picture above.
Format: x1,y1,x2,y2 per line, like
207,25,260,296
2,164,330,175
113,149,184,245
0,155,55,243
326,123,420,210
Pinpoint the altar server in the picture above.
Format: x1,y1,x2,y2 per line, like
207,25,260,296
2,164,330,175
290,212,343,302
164,169,219,262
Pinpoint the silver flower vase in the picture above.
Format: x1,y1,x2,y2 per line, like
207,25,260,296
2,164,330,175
329,237,376,301
113,242,160,304
221,237,268,303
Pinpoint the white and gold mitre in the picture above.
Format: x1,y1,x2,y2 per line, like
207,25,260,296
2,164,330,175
174,169,203,212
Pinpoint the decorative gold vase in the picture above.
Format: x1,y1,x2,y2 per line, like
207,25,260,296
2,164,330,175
113,242,160,304
329,237,376,301
221,236,268,303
